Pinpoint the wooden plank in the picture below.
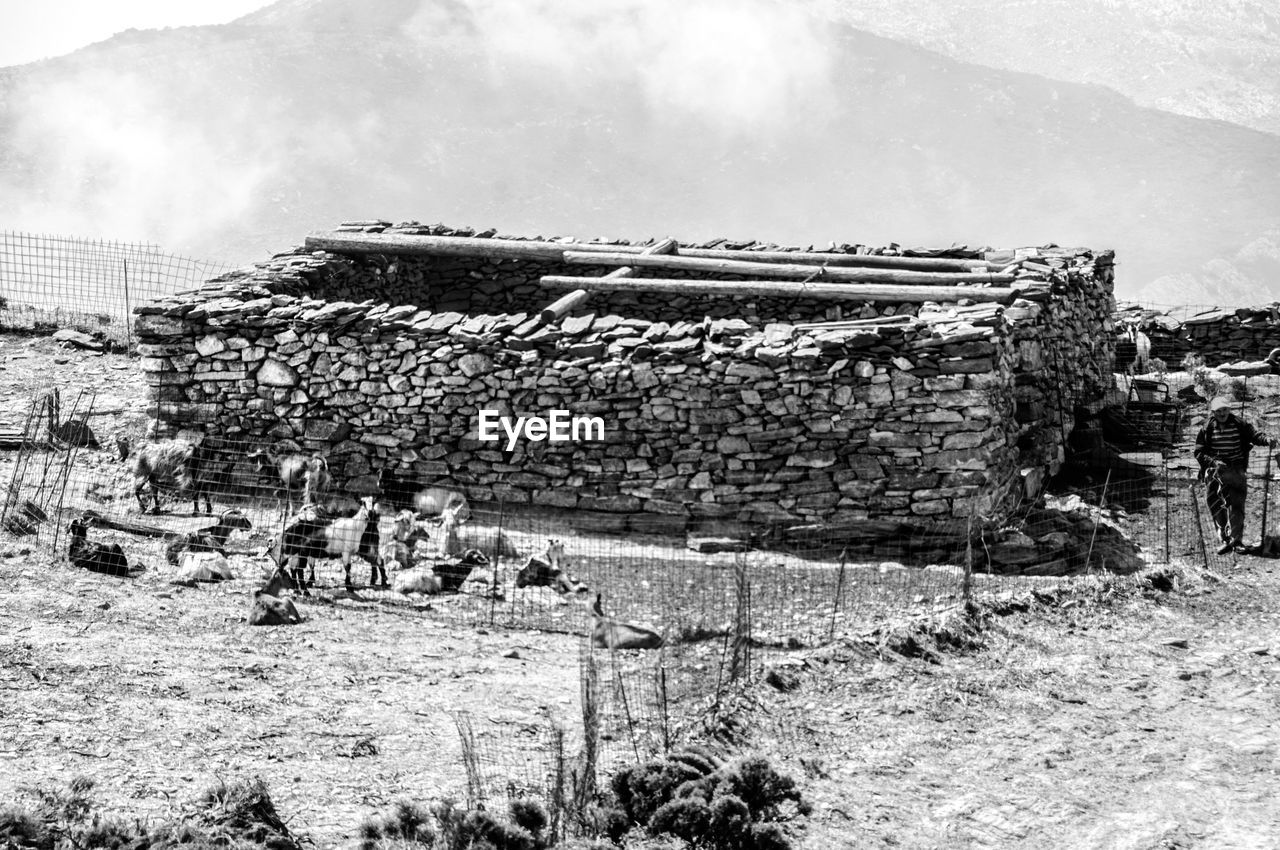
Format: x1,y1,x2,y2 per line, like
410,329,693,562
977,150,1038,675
538,276,1019,304
304,231,1002,271
561,250,1018,286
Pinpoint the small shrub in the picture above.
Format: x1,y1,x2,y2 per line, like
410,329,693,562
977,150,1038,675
648,797,711,845
460,809,536,850
719,758,802,822
708,794,751,841
508,797,548,843
746,822,792,850
0,807,53,849
359,800,436,848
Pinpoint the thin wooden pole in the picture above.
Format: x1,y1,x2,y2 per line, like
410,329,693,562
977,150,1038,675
304,230,1004,271
539,275,1020,304
561,249,1018,285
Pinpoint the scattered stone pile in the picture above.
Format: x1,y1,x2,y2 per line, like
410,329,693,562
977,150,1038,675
134,223,1116,539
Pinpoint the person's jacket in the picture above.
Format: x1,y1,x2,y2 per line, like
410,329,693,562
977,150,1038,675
1194,414,1271,474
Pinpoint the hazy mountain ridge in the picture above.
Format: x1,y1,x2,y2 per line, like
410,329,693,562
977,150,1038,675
1,0,1277,306
815,0,1280,136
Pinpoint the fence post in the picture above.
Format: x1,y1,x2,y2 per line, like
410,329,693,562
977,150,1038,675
827,546,847,642
1084,469,1112,574
122,258,132,351
1188,484,1210,570
1163,457,1171,564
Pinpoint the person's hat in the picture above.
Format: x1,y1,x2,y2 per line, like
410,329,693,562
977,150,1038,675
1210,397,1233,412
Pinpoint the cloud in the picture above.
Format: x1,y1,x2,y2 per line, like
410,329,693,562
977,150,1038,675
1,67,278,254
402,0,838,135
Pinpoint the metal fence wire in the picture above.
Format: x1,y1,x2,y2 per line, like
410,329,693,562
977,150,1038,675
0,231,235,348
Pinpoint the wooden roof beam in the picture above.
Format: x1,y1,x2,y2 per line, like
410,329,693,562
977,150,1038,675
561,250,1016,286
304,231,1004,271
539,275,1020,304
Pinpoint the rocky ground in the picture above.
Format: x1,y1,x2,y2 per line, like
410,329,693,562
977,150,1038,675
2,331,1279,848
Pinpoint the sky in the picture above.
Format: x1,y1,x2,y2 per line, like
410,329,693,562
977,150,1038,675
0,0,276,68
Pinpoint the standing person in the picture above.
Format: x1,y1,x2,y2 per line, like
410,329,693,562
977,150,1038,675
1195,396,1277,554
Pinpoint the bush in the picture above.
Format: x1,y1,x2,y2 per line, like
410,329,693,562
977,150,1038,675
648,798,711,845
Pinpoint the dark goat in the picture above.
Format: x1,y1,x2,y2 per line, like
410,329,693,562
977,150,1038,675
515,539,586,594
68,518,131,577
376,469,470,521
164,509,253,565
131,438,215,515
249,566,302,626
248,448,330,514
278,498,380,591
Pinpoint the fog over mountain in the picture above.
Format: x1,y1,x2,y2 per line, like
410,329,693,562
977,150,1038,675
1,0,1277,306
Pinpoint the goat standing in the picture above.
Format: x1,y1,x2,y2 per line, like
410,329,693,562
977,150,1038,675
278,497,380,591
131,438,214,515
248,448,330,514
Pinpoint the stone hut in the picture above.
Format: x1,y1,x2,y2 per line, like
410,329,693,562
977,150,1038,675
134,222,1116,535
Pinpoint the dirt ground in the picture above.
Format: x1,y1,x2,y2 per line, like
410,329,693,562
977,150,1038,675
3,333,1280,848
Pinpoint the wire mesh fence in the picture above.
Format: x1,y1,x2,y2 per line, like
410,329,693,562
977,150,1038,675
0,231,234,348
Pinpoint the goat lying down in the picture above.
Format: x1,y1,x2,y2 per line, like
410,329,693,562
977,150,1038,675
249,566,303,626
515,540,587,595
170,551,236,585
165,509,252,565
590,593,664,650
67,518,134,577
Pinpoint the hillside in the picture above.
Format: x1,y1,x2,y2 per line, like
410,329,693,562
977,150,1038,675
816,0,1280,136
1,0,1278,304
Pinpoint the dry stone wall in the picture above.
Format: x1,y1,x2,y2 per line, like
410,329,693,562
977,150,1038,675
1115,302,1280,367
134,224,1116,534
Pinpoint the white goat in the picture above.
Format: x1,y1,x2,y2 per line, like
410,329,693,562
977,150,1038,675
279,497,379,590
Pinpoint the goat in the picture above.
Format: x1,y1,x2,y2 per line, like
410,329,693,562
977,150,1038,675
171,551,235,585
131,438,214,515
249,566,302,626
164,509,253,565
434,501,466,559
372,509,431,587
248,448,330,514
395,548,491,595
590,593,664,650
278,497,380,590
515,539,587,594
67,518,131,577
392,566,443,596
376,469,470,521
436,548,491,593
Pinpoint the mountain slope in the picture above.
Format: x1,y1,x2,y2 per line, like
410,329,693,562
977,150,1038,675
0,0,1277,305
815,0,1280,136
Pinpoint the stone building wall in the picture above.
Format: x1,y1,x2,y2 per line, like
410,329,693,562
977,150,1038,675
134,225,1116,532
1115,303,1280,367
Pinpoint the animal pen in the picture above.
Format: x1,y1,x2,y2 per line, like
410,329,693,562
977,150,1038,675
2,221,1261,819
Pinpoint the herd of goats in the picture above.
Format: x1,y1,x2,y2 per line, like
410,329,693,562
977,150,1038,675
60,435,665,648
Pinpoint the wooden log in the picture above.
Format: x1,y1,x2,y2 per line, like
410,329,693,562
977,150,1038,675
78,509,176,539
538,276,1020,304
537,238,680,323
304,231,1002,271
561,250,1018,286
